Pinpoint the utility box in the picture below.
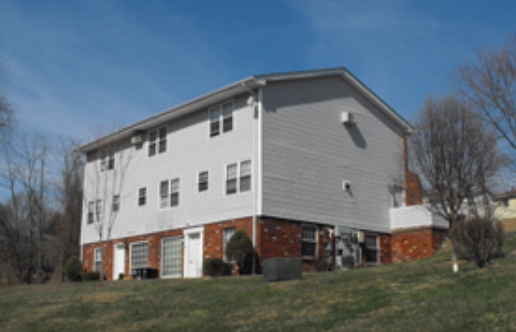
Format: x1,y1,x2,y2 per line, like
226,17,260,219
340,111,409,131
263,257,302,282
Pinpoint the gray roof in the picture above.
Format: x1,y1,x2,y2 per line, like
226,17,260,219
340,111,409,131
79,67,414,153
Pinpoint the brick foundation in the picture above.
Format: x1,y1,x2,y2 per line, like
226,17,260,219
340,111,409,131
390,227,447,263
82,229,182,280
82,216,448,280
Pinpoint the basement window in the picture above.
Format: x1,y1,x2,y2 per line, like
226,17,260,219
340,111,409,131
363,234,379,264
302,224,317,257
94,247,102,272
130,242,149,274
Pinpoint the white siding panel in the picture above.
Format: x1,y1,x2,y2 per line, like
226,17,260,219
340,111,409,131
390,206,449,230
81,94,255,245
261,76,404,233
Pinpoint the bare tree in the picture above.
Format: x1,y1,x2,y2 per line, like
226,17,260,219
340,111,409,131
53,139,84,279
0,132,53,283
82,133,133,280
457,35,516,170
410,95,505,271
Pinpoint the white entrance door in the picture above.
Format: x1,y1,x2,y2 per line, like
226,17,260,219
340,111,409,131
113,243,126,280
184,227,204,278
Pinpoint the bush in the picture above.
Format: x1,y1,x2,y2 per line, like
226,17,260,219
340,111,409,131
226,230,254,274
82,271,101,281
449,218,504,268
63,256,82,282
203,258,232,277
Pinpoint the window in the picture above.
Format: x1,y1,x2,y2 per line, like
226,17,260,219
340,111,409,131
240,160,251,192
112,195,120,212
94,247,102,272
138,187,147,206
100,150,115,172
170,178,180,207
160,180,169,209
226,160,251,195
302,224,317,257
149,126,167,157
130,242,148,274
226,164,237,195
87,201,94,224
95,199,102,222
222,102,233,133
210,101,233,137
210,108,221,137
162,236,182,277
198,171,209,192
160,179,180,208
223,227,236,262
363,234,379,264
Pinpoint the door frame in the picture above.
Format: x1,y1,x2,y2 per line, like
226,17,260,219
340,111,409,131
112,242,126,280
183,227,204,278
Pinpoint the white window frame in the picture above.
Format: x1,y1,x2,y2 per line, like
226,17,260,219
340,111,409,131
198,171,209,192
159,180,169,209
161,236,183,278
159,178,180,209
239,160,251,192
112,195,120,212
301,224,318,258
223,227,236,262
87,201,94,224
95,199,102,223
138,187,147,206
130,241,149,274
100,150,115,172
226,163,238,195
148,126,167,157
209,101,233,137
170,178,180,207
94,247,102,272
225,160,251,195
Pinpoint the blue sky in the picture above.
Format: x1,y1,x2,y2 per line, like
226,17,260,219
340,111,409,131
1,0,515,142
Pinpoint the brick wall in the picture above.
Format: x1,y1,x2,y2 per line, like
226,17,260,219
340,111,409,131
390,227,447,263
204,217,253,260
82,229,183,280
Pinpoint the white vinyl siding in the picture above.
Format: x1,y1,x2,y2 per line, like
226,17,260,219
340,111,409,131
261,76,405,233
81,93,255,245
162,236,183,277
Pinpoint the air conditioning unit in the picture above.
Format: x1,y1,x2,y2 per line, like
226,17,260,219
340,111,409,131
131,133,143,145
341,111,355,125
355,230,365,243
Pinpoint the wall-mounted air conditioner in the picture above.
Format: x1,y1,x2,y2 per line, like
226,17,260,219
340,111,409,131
341,111,355,125
131,133,144,145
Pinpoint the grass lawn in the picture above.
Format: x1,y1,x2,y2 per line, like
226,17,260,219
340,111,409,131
2,238,516,332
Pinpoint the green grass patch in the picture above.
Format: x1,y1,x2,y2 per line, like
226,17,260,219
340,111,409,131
2,238,516,331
